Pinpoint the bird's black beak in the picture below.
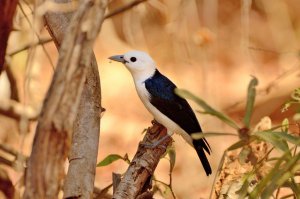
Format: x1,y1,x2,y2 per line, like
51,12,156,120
108,55,126,63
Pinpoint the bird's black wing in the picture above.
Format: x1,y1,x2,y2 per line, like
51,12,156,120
145,70,202,134
145,70,212,175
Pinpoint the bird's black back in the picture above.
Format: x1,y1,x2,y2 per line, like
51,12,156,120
144,70,212,175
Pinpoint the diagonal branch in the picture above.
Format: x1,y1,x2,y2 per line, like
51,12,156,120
113,122,172,199
23,0,108,198
104,0,148,19
0,99,39,120
8,37,53,56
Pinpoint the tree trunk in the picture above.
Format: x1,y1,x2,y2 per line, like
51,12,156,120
44,1,104,198
23,0,108,198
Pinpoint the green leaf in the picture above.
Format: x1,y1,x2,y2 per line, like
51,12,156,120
238,146,252,164
191,132,237,140
175,89,239,130
97,154,124,167
254,131,290,153
281,118,289,132
236,173,256,199
260,153,300,198
227,139,249,151
236,179,250,199
284,179,300,198
243,77,258,128
272,131,300,146
167,147,176,173
249,150,292,198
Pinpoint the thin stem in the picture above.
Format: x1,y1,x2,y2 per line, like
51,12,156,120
104,0,148,19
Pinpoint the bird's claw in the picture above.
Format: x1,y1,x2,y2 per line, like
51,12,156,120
140,142,167,150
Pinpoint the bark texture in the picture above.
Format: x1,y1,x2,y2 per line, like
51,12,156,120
113,122,172,199
44,0,104,198
23,0,107,198
0,0,18,74
63,55,102,199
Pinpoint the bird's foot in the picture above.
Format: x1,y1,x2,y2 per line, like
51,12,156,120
140,134,170,150
151,119,159,125
141,142,167,150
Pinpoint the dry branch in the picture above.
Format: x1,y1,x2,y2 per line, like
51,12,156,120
104,0,148,19
5,64,19,101
23,0,108,198
113,122,172,199
8,37,53,56
0,99,39,120
43,0,104,197
0,0,18,74
0,143,27,170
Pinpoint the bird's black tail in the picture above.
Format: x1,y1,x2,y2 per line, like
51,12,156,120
192,138,212,176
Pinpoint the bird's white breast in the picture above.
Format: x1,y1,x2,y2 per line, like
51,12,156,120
134,80,193,146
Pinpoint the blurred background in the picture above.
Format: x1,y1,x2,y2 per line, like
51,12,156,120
1,0,300,198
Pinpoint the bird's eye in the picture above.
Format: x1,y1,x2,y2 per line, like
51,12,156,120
130,57,137,62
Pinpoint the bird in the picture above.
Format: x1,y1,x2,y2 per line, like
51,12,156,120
108,50,212,176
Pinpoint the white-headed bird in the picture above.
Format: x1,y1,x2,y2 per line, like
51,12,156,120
109,50,212,176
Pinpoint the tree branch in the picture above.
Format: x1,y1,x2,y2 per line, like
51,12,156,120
43,0,104,198
104,0,148,19
23,0,108,198
4,63,19,101
0,99,39,120
113,122,172,199
8,37,53,56
0,143,27,172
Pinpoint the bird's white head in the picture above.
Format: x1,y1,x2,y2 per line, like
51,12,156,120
109,50,156,82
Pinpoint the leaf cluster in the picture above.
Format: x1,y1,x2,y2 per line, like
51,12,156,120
176,78,300,199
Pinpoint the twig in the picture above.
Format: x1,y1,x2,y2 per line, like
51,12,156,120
4,62,19,101
23,0,108,198
153,179,176,199
275,188,281,199
0,143,27,172
17,2,55,69
93,185,113,199
0,143,20,157
112,173,121,194
225,64,300,112
168,162,176,199
0,99,39,120
104,0,148,19
0,156,14,167
113,122,172,199
8,38,53,56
